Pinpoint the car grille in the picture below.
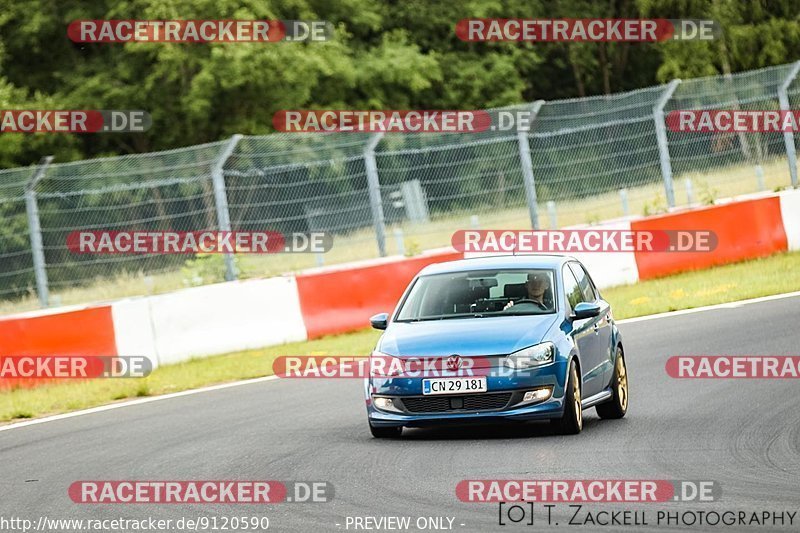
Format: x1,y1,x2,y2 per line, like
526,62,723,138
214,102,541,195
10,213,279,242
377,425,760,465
400,393,512,413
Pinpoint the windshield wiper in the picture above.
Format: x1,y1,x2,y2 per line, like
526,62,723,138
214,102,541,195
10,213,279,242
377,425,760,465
440,313,484,319
401,313,485,322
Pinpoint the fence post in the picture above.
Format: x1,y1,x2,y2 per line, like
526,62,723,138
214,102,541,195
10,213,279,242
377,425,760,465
619,188,629,216
546,201,557,229
755,164,765,191
212,134,242,281
518,100,545,229
653,79,681,208
25,156,54,308
364,132,387,257
778,61,800,188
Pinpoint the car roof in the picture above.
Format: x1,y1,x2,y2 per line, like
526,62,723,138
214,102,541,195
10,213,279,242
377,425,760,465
418,254,576,276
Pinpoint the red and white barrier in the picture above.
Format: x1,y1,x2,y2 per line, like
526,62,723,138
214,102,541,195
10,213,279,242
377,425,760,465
112,276,307,366
0,304,117,389
295,248,462,338
2,189,800,387
779,189,800,251
631,195,788,280
0,304,115,357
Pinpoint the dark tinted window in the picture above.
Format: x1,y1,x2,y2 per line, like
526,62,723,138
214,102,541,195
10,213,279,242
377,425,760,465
569,262,597,302
562,265,584,312
396,269,556,321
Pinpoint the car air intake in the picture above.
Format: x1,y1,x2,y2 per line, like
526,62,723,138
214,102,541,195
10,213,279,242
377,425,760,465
401,393,512,413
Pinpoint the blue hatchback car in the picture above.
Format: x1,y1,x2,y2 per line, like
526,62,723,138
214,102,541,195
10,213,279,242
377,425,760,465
365,255,628,438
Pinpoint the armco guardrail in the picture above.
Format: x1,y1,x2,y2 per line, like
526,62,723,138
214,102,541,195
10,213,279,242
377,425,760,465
2,189,800,390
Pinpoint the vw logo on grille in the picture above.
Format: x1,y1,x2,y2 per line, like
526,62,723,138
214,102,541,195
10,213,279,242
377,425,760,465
446,354,462,371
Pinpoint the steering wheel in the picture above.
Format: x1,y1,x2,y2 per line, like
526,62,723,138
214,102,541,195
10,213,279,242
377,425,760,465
508,298,548,310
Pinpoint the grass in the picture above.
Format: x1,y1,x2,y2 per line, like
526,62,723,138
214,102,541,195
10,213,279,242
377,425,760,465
0,156,795,315
1,249,799,423
604,250,800,319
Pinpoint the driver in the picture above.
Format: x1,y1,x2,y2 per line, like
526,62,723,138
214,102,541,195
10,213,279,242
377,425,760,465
504,272,551,311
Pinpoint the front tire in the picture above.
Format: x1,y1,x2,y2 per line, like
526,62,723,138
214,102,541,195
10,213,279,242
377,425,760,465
596,346,628,419
369,423,402,438
552,359,582,434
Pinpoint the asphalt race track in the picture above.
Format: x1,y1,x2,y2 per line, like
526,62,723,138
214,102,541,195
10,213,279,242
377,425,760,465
1,294,799,532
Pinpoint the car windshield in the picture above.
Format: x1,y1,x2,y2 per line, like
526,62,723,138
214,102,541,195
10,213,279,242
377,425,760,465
395,269,557,322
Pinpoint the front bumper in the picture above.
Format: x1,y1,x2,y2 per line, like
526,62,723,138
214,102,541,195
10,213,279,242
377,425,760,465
366,359,568,427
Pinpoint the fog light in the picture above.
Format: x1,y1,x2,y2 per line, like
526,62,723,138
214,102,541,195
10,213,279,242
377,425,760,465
522,387,553,404
373,397,399,412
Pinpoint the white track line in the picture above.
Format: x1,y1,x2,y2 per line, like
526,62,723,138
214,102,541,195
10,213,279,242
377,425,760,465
2,290,800,433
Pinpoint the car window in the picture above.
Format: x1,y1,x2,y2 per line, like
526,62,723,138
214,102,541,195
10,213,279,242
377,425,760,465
395,269,556,321
562,265,584,312
569,262,597,302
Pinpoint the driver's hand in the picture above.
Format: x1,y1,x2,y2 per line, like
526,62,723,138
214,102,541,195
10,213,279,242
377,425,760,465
503,300,515,310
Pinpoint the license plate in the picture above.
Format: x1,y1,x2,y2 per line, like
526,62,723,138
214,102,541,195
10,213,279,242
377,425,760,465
422,377,487,395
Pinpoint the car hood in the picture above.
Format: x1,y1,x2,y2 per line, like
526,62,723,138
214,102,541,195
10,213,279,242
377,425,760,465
378,314,559,357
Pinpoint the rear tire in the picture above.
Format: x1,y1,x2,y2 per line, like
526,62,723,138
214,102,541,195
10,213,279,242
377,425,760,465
552,359,583,435
369,423,402,438
596,346,628,420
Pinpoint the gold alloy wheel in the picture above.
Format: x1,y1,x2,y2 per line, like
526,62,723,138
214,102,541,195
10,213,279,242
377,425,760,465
573,364,582,429
617,352,628,412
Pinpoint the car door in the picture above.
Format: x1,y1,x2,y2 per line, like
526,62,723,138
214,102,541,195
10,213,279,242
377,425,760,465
562,264,603,398
569,261,614,391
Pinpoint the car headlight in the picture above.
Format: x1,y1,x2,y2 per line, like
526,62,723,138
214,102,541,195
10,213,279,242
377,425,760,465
504,342,555,369
370,350,404,377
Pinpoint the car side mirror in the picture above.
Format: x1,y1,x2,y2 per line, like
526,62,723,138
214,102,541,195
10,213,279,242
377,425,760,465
370,312,389,330
571,302,601,320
